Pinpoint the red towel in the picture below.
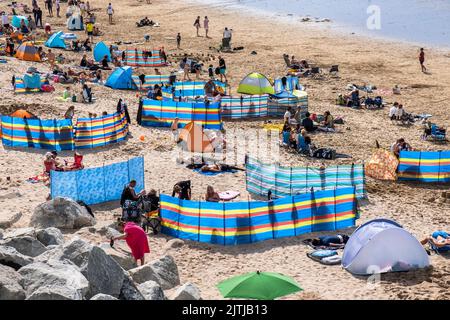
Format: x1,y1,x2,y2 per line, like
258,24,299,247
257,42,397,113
124,222,150,260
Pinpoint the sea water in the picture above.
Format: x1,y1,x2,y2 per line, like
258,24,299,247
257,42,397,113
200,0,450,48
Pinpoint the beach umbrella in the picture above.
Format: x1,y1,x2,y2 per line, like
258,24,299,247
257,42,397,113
237,72,274,95
217,271,302,300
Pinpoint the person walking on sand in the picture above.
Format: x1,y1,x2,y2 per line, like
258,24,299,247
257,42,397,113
176,32,181,49
194,16,201,37
182,56,191,80
55,0,60,18
204,16,209,38
45,0,53,17
111,221,150,266
107,3,114,24
419,48,427,73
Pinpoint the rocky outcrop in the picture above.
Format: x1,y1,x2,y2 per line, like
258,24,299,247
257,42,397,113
98,243,137,271
0,245,34,270
0,236,47,257
138,280,165,300
171,283,202,300
90,293,119,300
128,255,180,290
31,197,95,229
36,228,64,246
0,264,26,300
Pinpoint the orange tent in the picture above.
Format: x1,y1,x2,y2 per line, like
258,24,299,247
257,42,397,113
15,42,41,62
10,109,36,119
178,122,214,153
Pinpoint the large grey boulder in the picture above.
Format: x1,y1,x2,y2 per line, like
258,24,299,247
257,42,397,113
36,228,64,246
86,246,125,298
0,229,3,240
0,212,22,229
0,236,47,257
0,264,26,300
171,283,202,300
138,280,165,300
0,245,34,270
119,274,145,300
128,255,180,290
98,243,137,271
90,293,118,300
2,227,36,239
31,197,95,229
18,260,89,300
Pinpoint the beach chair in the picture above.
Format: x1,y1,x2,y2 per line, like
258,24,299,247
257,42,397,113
429,124,447,142
310,67,322,79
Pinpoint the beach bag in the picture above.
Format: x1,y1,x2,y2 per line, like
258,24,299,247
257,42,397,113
41,84,55,92
313,148,336,160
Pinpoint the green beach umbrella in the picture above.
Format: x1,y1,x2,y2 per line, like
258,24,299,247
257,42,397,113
237,72,275,95
217,271,302,300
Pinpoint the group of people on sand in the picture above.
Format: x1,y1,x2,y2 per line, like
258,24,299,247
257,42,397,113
44,151,84,175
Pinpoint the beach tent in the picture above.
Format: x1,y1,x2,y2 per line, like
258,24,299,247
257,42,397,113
67,14,83,31
10,109,36,119
342,218,429,275
93,41,111,62
11,15,29,28
178,121,214,153
237,72,274,95
105,67,138,90
365,149,399,181
45,31,66,49
15,42,41,62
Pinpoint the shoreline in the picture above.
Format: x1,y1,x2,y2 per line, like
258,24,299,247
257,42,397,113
187,0,450,52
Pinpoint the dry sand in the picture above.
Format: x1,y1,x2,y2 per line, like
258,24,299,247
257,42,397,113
0,0,449,300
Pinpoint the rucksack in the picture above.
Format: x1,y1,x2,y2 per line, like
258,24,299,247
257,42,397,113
312,148,336,160
76,200,94,217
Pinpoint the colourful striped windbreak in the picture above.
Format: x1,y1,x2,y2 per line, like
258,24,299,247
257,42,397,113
220,95,269,119
14,76,48,94
51,157,145,205
74,112,129,149
398,150,450,183
267,91,308,117
246,156,366,199
160,186,357,245
141,99,222,129
124,49,165,67
274,76,303,93
131,74,171,90
162,81,227,99
1,116,74,150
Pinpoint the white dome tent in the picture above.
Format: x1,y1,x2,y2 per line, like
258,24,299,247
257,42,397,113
67,14,84,31
342,218,429,275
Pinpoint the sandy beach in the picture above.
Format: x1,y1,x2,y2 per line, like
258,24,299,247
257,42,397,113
0,0,449,300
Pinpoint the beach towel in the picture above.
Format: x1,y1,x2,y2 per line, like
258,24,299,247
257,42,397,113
193,168,237,176
124,222,150,260
306,250,342,265
218,190,240,201
14,76,48,93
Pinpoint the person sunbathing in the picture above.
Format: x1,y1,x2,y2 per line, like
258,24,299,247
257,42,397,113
391,138,412,158
201,163,222,172
311,234,350,248
420,231,450,248
63,152,84,171
205,185,221,202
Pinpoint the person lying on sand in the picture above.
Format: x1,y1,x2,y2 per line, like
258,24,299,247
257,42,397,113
205,185,221,202
311,234,349,248
420,230,450,248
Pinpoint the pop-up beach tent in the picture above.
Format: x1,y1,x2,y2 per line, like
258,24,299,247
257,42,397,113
178,121,214,153
342,218,429,275
45,31,66,49
105,67,138,90
15,42,41,62
237,72,274,95
11,15,29,28
93,41,111,62
67,14,83,31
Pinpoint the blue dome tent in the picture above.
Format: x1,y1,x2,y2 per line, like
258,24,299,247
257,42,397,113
93,41,111,62
11,15,29,28
105,67,138,90
45,31,66,49
342,218,430,275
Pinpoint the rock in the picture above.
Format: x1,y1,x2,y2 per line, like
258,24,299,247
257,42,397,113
2,227,36,239
90,293,118,300
0,264,26,300
0,236,47,257
31,197,95,230
119,274,145,300
57,237,93,269
0,212,22,229
36,228,64,246
165,239,184,250
0,229,3,240
0,245,34,270
138,280,165,300
18,260,89,300
171,283,202,300
86,246,125,298
98,243,137,270
129,255,180,290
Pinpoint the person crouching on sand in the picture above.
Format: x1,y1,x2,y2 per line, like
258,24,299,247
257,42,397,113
111,221,150,266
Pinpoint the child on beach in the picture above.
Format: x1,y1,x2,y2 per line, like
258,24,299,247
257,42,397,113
419,48,426,73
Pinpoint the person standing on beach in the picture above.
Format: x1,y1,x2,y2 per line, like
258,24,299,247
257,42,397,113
45,0,53,17
55,0,60,18
36,7,43,28
176,32,181,49
194,16,201,37
107,3,114,24
218,55,227,82
419,48,426,73
204,16,209,38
